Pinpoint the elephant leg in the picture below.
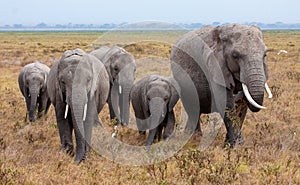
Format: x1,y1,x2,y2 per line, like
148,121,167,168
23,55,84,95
178,81,200,134
44,99,51,115
172,62,201,134
194,118,202,136
83,121,92,159
223,89,235,147
107,94,120,125
233,92,248,145
163,110,175,139
37,95,45,119
25,98,30,121
84,101,98,159
146,127,158,149
223,91,247,147
156,123,164,142
55,102,74,155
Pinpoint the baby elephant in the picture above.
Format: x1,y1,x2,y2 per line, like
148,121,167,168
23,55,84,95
18,61,51,122
130,75,180,148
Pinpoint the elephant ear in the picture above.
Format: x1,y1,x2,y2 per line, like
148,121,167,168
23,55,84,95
208,26,235,89
87,54,106,100
18,68,26,97
166,77,180,111
101,46,123,84
56,59,64,102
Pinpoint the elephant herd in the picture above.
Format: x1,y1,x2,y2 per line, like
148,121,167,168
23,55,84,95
18,24,273,163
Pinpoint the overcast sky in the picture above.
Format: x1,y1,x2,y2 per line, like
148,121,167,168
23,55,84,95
1,0,299,25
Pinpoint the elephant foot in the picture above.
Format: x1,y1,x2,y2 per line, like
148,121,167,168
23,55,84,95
61,144,74,156
145,145,151,151
235,132,244,146
224,132,244,148
74,153,86,164
194,125,203,137
37,112,43,119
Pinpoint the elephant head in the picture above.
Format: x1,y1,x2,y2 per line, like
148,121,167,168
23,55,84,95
55,48,109,162
18,62,49,122
144,76,179,129
131,75,179,147
96,46,136,125
207,24,271,112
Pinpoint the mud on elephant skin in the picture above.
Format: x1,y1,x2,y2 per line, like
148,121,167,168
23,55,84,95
47,48,110,163
18,61,51,122
171,24,273,147
90,46,136,126
130,75,180,148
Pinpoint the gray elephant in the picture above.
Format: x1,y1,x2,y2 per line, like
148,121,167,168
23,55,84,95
170,24,273,147
47,48,110,163
90,46,136,126
18,61,51,122
130,75,179,148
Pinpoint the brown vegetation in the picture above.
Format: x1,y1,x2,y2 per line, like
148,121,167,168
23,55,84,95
0,30,299,184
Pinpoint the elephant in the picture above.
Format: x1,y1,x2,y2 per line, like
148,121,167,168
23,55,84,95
47,48,110,163
170,24,273,147
90,46,136,126
130,75,179,148
18,61,51,122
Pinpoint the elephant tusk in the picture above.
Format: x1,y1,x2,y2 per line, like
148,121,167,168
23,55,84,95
24,97,26,102
64,104,69,119
265,83,273,99
119,85,122,94
242,83,267,110
112,125,118,138
83,103,87,121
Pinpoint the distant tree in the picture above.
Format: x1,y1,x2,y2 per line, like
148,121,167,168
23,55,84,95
13,24,23,28
36,22,47,28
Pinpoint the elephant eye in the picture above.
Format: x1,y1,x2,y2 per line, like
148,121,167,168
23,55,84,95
114,66,119,72
163,96,168,101
232,51,240,59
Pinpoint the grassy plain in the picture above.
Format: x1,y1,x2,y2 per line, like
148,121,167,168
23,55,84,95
0,30,300,184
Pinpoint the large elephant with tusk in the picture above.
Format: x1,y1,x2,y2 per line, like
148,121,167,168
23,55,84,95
47,48,110,163
170,24,272,147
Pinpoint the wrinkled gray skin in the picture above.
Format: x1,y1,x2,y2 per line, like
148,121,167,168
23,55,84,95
47,49,110,163
18,62,51,122
130,75,179,148
171,24,269,147
90,46,136,126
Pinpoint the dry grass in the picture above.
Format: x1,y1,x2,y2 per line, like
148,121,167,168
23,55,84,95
0,30,300,184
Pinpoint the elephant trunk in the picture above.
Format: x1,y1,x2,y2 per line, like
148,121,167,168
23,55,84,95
149,98,167,130
146,98,167,147
70,89,88,163
28,86,39,122
119,85,131,126
243,64,266,112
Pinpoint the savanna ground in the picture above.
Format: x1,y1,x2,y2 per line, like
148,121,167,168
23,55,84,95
0,30,300,184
